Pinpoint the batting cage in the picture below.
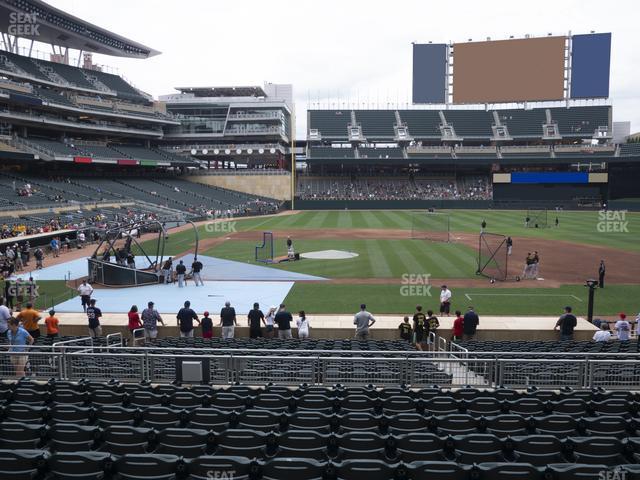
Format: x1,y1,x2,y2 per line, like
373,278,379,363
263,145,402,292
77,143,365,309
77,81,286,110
526,208,548,228
410,211,451,242
255,231,274,263
477,232,509,281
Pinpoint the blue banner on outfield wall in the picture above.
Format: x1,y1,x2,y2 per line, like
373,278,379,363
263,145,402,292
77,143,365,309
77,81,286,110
570,33,611,99
412,43,447,104
511,172,589,184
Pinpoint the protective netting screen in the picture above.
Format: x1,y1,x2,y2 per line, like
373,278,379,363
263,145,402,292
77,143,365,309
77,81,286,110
255,231,274,263
478,232,509,281
526,209,548,228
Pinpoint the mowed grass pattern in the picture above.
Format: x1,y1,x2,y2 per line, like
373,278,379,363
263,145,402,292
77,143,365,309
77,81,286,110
204,239,478,279
155,209,640,255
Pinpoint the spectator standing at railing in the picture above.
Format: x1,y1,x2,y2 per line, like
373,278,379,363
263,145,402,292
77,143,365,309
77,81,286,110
462,307,480,341
141,301,164,340
7,317,33,377
44,309,59,340
399,316,412,342
554,306,577,341
615,313,631,341
176,300,199,338
248,302,265,339
201,311,213,339
354,304,376,341
451,310,464,343
127,305,143,342
592,322,611,342
17,303,41,341
219,301,237,339
296,311,310,339
412,305,427,349
275,303,293,340
0,297,10,338
86,299,102,337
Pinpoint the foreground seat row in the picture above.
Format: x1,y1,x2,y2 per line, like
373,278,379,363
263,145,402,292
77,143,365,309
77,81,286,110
2,422,640,465
0,449,638,480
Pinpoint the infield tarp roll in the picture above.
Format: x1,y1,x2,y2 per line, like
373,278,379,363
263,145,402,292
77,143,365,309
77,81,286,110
570,33,611,99
412,43,447,104
452,36,566,104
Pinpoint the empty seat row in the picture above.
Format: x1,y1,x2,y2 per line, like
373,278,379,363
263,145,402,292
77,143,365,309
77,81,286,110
2,450,636,480
4,387,637,418
3,403,638,438
2,425,640,466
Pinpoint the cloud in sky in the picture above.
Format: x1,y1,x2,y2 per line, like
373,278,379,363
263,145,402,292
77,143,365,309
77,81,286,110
38,0,640,136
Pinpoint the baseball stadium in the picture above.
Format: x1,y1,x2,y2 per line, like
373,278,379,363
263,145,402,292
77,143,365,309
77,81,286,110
0,1,639,479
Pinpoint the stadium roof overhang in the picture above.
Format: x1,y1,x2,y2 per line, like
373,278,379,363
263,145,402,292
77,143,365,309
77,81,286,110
0,0,160,58
174,86,267,98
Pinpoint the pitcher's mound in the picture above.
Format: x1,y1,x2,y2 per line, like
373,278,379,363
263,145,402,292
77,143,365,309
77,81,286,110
301,250,359,260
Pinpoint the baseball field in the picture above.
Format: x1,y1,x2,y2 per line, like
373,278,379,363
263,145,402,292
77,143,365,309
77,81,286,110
134,209,640,317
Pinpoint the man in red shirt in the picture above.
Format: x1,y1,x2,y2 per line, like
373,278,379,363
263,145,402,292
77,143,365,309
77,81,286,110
451,310,464,343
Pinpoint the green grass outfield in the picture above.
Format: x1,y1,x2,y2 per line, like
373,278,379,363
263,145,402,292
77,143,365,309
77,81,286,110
154,209,640,254
282,283,638,317
134,210,639,315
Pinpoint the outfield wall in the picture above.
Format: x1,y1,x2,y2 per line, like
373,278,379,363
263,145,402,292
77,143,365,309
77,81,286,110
186,173,291,200
293,199,619,210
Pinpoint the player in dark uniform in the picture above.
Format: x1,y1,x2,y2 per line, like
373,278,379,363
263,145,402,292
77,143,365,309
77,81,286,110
598,260,606,288
413,305,427,350
399,316,412,342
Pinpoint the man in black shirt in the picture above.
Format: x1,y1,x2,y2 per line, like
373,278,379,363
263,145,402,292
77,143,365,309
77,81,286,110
219,301,237,339
598,260,606,289
175,260,187,288
462,306,479,341
554,306,578,341
176,300,199,338
86,299,102,337
248,302,265,339
275,303,293,339
191,257,204,287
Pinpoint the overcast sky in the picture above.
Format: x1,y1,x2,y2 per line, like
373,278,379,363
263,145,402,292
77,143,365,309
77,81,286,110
42,0,640,137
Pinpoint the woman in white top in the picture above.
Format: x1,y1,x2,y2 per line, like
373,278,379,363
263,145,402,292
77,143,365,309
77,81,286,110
296,310,310,339
264,305,277,338
593,322,612,342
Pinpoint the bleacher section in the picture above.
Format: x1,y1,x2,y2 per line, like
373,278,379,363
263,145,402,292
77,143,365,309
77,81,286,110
0,49,149,103
297,176,491,200
308,147,355,159
398,110,441,138
308,106,612,142
17,138,195,165
355,110,397,138
358,147,403,159
619,143,640,156
308,111,352,138
442,110,494,138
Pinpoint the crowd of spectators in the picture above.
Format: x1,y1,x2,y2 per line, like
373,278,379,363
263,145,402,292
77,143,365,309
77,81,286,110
298,176,492,201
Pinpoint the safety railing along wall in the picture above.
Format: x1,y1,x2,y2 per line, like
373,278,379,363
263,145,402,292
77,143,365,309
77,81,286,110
1,346,640,390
